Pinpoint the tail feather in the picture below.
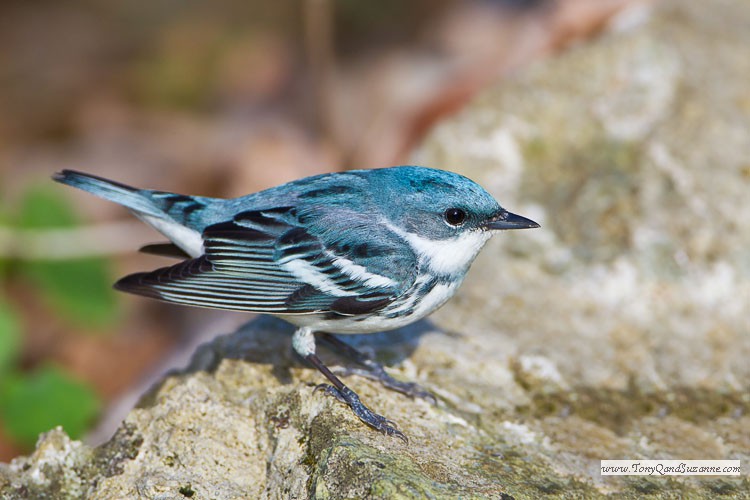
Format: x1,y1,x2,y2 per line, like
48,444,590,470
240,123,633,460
53,170,163,217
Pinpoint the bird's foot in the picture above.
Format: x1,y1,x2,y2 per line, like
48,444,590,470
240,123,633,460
334,364,437,404
316,333,436,404
314,384,408,443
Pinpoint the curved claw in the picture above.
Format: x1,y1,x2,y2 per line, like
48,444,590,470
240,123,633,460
368,414,407,443
313,383,329,394
312,384,409,443
383,426,408,444
384,417,397,427
314,383,347,403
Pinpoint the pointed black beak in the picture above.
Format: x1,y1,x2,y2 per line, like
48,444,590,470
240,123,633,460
484,210,540,231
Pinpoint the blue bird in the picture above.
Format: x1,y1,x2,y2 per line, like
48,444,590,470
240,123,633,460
53,166,538,441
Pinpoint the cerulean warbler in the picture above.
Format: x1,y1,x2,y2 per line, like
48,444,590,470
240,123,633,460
54,166,538,441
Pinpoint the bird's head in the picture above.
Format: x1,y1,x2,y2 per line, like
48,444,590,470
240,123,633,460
362,166,539,276
366,166,539,238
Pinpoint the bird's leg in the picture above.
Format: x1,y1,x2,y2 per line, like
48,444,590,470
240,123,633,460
316,332,436,404
292,327,407,442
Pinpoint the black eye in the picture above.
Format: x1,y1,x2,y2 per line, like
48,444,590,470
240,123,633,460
444,208,467,226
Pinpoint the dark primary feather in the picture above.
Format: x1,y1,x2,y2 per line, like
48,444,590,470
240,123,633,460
139,243,191,259
115,206,418,316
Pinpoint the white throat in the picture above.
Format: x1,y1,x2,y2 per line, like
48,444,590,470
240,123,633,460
391,226,492,276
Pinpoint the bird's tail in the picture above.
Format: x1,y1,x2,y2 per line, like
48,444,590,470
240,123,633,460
52,170,163,217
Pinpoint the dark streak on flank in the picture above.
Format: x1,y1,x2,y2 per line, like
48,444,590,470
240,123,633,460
329,296,392,316
285,284,319,308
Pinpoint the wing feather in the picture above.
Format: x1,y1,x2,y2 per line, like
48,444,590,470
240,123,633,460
114,206,417,315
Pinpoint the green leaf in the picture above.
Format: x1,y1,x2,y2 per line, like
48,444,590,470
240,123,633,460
0,204,10,278
0,297,21,374
0,365,100,447
22,259,120,328
16,184,78,230
16,185,119,329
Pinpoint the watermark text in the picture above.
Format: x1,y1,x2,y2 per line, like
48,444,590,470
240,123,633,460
601,460,741,476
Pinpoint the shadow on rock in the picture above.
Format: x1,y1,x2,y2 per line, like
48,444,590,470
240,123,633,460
175,315,438,386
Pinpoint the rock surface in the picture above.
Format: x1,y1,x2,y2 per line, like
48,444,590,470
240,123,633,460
2,0,750,498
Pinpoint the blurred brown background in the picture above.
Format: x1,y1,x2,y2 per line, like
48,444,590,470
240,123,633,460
0,0,633,460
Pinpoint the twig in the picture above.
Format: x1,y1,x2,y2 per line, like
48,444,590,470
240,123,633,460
0,221,156,260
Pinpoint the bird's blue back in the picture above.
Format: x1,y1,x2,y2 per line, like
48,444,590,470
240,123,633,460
216,166,500,232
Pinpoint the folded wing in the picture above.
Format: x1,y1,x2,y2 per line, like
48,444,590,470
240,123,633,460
115,207,416,316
